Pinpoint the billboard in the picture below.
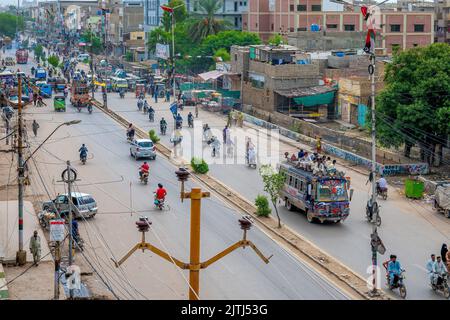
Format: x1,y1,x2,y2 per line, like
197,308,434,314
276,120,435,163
155,43,170,60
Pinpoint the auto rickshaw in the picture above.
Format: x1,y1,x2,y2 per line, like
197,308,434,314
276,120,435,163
53,95,66,112
135,83,146,98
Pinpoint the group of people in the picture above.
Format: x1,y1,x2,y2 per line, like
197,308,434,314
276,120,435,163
227,110,244,128
426,244,450,287
289,149,337,175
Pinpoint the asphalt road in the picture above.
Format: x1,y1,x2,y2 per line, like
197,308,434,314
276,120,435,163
97,85,450,300
7,46,351,300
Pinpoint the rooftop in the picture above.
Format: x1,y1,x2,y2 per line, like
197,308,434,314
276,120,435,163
275,85,337,98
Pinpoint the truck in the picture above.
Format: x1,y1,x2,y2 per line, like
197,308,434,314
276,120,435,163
70,80,90,107
16,48,29,64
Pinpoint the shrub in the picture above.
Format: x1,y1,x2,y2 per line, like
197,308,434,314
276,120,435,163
255,194,271,217
149,129,160,143
190,157,209,174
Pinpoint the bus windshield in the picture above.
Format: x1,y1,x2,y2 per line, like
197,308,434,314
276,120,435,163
317,179,348,202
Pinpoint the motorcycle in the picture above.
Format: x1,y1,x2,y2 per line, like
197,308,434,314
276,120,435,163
38,210,56,230
175,121,182,130
140,171,149,185
73,232,84,251
119,91,125,99
153,193,166,210
87,105,92,114
160,124,167,135
386,270,407,298
431,272,450,298
377,183,388,200
80,153,87,165
149,112,155,122
77,105,81,112
366,199,381,226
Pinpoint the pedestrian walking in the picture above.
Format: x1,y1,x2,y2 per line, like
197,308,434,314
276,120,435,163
154,88,159,103
165,90,170,102
227,111,232,128
195,104,199,118
32,120,39,137
29,230,41,266
223,125,228,144
33,92,37,106
316,137,322,154
238,111,244,128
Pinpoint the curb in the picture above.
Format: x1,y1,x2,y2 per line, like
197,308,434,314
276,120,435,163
0,264,9,300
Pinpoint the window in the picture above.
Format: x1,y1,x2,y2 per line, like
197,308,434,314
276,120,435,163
290,27,294,32
235,2,238,11
271,23,274,31
344,24,355,31
311,5,321,11
297,4,306,11
414,24,424,32
413,43,418,47
297,27,307,31
390,24,401,32
326,24,337,29
290,4,295,11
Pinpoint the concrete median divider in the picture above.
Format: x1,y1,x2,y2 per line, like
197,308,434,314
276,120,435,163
91,98,389,300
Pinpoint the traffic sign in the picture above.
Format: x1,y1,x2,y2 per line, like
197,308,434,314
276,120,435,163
50,219,65,242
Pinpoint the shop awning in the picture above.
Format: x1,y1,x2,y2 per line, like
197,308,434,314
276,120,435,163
198,70,224,81
275,85,337,107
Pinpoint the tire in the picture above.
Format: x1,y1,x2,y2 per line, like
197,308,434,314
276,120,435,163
383,193,388,200
376,214,382,227
39,219,47,229
151,156,156,160
399,285,407,299
306,211,315,223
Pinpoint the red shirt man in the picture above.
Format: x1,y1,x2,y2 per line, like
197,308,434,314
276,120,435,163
140,162,149,173
155,184,167,200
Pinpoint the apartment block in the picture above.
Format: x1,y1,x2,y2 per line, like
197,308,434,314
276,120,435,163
242,0,434,53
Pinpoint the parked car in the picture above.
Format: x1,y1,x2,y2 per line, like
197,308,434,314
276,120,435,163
130,139,156,160
42,192,98,219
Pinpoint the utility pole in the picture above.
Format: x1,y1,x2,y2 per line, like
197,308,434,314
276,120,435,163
171,10,176,102
16,74,26,266
61,161,77,299
114,168,272,300
54,239,61,299
368,53,384,296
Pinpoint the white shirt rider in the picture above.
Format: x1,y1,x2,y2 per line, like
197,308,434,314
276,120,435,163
378,177,388,189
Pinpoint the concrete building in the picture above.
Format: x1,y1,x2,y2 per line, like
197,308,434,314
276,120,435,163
186,0,248,29
435,0,450,43
231,44,336,120
242,0,434,53
143,0,168,31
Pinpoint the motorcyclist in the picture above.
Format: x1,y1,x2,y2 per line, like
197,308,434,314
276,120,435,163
127,123,135,140
210,136,220,157
160,117,167,134
432,255,448,287
385,255,403,287
187,112,193,127
175,113,183,129
139,161,150,179
377,175,388,194
155,183,167,205
137,98,143,111
143,100,149,114
87,103,92,113
148,105,155,122
79,144,88,161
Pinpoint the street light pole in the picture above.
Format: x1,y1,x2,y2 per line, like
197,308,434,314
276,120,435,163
171,10,176,102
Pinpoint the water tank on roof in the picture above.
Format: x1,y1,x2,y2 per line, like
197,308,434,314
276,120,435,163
310,24,320,32
335,52,345,57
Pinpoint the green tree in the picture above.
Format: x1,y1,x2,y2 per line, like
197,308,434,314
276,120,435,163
0,13,25,38
47,55,59,68
125,51,133,62
34,44,44,60
213,48,230,62
161,0,188,32
255,194,271,217
187,0,231,43
82,30,102,54
375,43,450,166
259,165,285,228
267,34,284,46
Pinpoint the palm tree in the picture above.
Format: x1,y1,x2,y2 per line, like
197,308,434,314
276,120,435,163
188,0,231,43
